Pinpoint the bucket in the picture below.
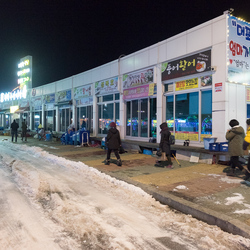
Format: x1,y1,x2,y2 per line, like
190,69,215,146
46,133,52,141
203,137,217,150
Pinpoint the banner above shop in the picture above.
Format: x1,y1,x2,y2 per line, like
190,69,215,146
123,83,156,100
227,15,250,84
74,84,91,99
162,50,211,81
56,89,72,102
44,93,55,104
95,77,118,95
123,68,154,89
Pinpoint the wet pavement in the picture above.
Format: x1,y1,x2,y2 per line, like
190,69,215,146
3,135,250,239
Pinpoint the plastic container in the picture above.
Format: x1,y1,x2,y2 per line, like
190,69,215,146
219,142,228,152
143,149,152,155
203,137,217,150
46,133,52,141
209,142,219,151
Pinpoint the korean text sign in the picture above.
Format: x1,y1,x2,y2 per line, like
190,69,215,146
175,78,198,91
227,15,250,83
162,50,211,81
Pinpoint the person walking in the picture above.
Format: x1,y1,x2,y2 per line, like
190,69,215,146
226,119,245,176
243,119,250,180
21,119,28,142
105,122,122,166
156,122,173,168
11,119,19,142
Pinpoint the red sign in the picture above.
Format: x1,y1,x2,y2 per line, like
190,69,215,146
215,82,222,92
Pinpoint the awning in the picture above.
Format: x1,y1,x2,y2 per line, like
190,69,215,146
15,107,30,113
55,100,72,107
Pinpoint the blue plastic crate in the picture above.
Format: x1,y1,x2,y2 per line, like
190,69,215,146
209,142,219,151
219,142,228,152
143,149,152,155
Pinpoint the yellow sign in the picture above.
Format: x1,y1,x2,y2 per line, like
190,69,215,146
10,105,19,114
148,83,156,96
247,88,250,102
175,78,198,91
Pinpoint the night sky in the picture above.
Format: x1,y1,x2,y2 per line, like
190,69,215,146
0,0,250,93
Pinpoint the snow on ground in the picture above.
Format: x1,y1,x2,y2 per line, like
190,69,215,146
0,141,250,249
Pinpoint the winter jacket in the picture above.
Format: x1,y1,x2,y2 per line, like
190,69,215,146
106,127,121,150
11,121,19,132
21,121,27,132
243,126,250,151
225,125,245,156
159,122,171,155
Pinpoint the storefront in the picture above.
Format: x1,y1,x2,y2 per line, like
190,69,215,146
162,50,213,142
96,77,120,135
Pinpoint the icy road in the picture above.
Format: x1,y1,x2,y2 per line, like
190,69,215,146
0,141,250,250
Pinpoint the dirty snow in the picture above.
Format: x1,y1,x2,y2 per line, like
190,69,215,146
0,141,250,249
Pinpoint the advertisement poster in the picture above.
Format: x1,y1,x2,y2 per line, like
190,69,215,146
95,77,118,95
56,90,72,102
123,83,156,100
215,82,222,92
74,84,91,99
201,75,212,87
162,50,211,81
175,131,198,141
247,88,250,102
227,15,250,84
31,97,42,110
44,93,55,104
123,68,154,89
175,78,198,91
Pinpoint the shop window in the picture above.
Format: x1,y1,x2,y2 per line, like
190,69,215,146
103,94,113,102
175,92,199,141
166,95,174,132
150,98,157,138
126,102,131,136
132,100,139,136
46,110,54,132
141,99,148,137
98,103,114,134
115,103,120,126
201,90,212,139
115,93,120,100
164,83,173,93
247,104,250,118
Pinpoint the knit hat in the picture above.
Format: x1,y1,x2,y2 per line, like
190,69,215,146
110,122,116,128
229,119,239,127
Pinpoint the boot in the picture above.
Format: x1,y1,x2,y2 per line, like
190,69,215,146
117,159,122,166
243,169,250,180
227,168,235,177
105,159,110,165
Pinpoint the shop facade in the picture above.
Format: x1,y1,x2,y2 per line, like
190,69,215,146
0,13,250,146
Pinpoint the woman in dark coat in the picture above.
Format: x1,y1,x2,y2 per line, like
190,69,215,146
105,122,122,166
226,119,245,176
156,122,173,168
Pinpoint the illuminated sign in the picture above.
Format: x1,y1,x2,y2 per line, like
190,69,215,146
0,85,27,103
10,105,19,113
17,56,32,90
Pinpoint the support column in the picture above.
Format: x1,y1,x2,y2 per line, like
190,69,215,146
56,106,60,132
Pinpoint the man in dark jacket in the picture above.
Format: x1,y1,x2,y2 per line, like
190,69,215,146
156,122,173,168
21,119,28,142
11,119,19,142
105,122,122,166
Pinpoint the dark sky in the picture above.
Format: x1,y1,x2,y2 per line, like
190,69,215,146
0,0,250,93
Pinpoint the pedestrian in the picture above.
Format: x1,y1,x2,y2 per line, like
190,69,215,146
156,122,173,168
21,119,28,142
243,119,250,180
11,119,19,142
105,122,122,166
225,119,245,176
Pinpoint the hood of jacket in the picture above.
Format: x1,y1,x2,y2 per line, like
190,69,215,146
109,127,118,134
231,125,244,135
160,122,168,130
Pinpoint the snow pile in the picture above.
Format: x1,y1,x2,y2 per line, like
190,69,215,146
1,141,250,249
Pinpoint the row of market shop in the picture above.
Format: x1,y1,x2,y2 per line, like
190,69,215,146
0,12,249,146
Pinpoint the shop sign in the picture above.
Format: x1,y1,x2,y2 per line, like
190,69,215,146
175,78,198,91
78,97,93,105
44,93,55,104
215,82,222,92
95,77,118,95
31,97,42,110
123,68,154,89
175,131,198,141
19,100,29,108
56,89,72,102
162,50,211,81
74,84,91,99
123,83,156,100
227,15,250,84
247,88,250,101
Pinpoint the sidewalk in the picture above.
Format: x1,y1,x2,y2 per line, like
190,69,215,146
3,135,250,239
